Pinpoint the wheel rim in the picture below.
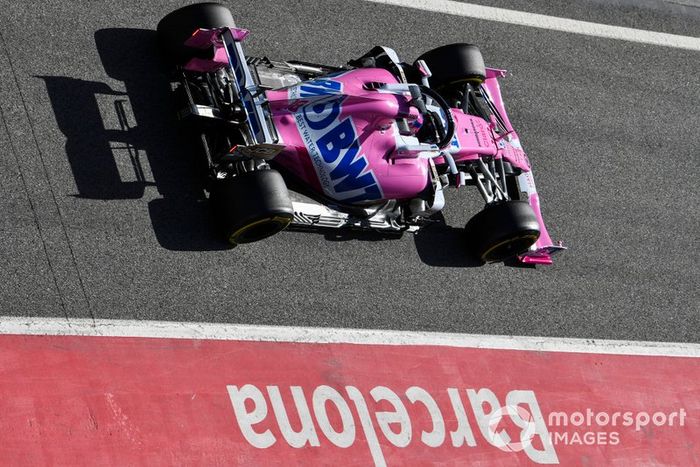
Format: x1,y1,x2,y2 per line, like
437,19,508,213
228,216,292,245
480,232,539,263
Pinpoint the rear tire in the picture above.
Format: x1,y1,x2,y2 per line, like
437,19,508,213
156,3,236,65
465,201,540,263
211,170,294,245
416,43,486,88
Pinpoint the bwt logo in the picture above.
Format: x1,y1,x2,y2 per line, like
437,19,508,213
227,384,559,466
292,79,382,204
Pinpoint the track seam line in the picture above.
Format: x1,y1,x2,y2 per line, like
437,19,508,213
0,31,93,323
0,88,69,320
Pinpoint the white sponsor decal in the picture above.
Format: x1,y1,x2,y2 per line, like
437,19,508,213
227,384,559,466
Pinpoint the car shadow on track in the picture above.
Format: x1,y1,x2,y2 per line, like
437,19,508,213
40,28,228,251
413,223,484,268
285,223,483,267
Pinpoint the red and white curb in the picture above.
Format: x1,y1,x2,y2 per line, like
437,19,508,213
0,317,698,465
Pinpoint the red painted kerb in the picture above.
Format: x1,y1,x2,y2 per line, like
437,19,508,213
0,334,697,465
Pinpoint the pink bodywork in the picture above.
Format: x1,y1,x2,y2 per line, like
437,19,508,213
265,69,531,198
183,28,562,263
267,69,431,200
265,69,560,262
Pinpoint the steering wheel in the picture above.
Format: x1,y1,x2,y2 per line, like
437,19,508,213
414,85,456,150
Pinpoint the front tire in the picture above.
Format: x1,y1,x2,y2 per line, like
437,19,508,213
465,201,540,263
156,3,236,65
211,170,294,245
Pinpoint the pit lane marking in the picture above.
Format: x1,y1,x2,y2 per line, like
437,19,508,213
364,0,700,51
1,316,698,357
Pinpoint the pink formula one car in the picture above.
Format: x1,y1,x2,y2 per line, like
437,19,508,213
157,3,565,265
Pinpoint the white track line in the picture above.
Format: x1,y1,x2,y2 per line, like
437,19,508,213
1,316,698,357
364,0,700,51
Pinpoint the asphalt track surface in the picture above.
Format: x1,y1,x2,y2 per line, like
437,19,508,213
0,0,698,342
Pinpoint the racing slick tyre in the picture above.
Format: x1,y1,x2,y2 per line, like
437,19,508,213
416,43,486,87
157,3,236,65
210,169,294,245
465,200,540,263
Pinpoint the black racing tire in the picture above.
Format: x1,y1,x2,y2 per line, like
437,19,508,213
465,200,540,263
416,43,487,88
156,3,236,66
210,169,294,245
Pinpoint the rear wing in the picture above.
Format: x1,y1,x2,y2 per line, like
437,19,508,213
183,27,278,146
